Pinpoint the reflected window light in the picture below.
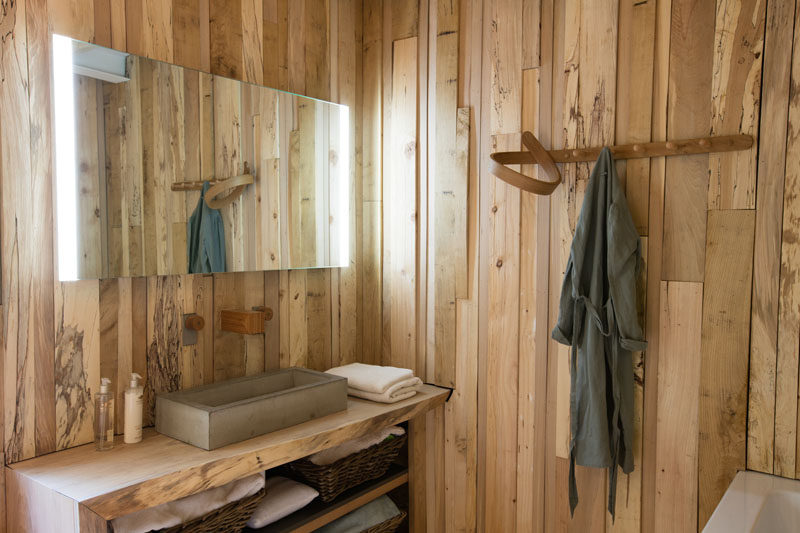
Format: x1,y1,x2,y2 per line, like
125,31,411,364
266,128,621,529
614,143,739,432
53,34,79,281
338,105,350,267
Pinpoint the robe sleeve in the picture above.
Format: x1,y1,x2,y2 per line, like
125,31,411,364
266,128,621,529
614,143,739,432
552,255,576,346
608,201,647,352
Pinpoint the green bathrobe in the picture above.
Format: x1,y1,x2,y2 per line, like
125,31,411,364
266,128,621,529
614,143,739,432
187,182,226,274
552,147,647,519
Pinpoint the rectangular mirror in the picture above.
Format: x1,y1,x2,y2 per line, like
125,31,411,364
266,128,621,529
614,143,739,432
52,35,350,280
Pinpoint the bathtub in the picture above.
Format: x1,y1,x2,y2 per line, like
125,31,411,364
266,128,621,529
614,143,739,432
704,470,800,532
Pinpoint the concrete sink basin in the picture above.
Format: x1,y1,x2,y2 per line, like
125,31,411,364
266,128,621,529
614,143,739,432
155,367,348,450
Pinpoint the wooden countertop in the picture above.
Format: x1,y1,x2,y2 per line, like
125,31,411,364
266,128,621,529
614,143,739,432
9,385,447,521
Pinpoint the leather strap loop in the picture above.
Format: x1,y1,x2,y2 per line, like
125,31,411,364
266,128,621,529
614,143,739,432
488,131,563,195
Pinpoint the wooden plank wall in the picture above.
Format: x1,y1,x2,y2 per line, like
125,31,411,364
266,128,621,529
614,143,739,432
371,0,790,532
0,0,367,485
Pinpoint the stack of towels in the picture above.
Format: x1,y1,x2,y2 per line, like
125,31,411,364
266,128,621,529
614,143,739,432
326,363,422,403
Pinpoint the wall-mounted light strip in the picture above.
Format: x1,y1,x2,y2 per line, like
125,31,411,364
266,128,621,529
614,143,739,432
53,34,79,281
338,105,351,267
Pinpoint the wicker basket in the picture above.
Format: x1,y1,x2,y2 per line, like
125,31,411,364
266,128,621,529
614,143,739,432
156,487,266,533
362,510,407,533
288,434,407,502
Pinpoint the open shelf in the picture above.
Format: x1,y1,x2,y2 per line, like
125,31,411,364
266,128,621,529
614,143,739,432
249,464,408,533
8,385,445,521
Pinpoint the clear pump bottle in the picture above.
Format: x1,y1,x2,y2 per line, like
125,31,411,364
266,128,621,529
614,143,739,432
94,377,115,451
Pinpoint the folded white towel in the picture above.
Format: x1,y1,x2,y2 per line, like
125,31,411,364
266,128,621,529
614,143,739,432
246,476,319,528
309,426,406,465
326,363,414,394
112,473,265,533
347,377,422,403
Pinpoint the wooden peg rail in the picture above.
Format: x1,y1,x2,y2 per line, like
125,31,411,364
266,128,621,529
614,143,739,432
171,162,254,209
489,133,754,196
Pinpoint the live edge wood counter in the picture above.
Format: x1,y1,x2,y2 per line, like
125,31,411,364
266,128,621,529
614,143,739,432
6,385,448,531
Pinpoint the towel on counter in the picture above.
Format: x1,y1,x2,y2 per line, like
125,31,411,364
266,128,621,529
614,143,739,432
325,363,414,394
187,181,226,273
315,495,402,533
326,363,422,403
346,377,422,404
246,476,319,529
111,472,264,533
308,426,406,465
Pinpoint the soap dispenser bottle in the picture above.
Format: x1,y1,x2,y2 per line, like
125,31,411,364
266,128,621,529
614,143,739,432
94,377,115,451
124,373,143,444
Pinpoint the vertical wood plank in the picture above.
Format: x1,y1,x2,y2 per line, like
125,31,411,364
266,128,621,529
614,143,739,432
27,0,58,457
387,37,418,373
54,281,100,450
660,0,714,282
485,133,521,533
2,0,35,462
654,281,703,532
707,0,766,210
698,210,755,528
748,0,796,475
641,0,671,529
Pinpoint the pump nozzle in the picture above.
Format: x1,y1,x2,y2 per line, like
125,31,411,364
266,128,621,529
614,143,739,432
100,377,111,394
129,373,142,389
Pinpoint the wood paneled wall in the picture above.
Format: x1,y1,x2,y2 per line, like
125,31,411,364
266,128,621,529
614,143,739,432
369,0,796,532
0,0,368,471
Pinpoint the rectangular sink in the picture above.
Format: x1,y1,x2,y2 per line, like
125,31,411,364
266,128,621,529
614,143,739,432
155,368,348,450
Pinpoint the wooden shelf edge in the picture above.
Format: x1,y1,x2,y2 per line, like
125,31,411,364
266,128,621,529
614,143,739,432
251,466,408,533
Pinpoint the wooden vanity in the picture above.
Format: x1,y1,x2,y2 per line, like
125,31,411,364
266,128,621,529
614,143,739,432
6,385,448,532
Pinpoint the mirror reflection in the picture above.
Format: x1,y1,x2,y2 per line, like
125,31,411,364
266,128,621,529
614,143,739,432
53,35,350,281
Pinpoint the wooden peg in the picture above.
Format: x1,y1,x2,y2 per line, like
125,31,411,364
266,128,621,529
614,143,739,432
184,314,205,331
698,138,710,147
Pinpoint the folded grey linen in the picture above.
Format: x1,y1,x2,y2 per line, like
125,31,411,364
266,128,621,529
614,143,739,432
315,495,401,533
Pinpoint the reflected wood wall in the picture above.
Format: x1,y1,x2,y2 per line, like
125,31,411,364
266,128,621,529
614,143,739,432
0,0,368,478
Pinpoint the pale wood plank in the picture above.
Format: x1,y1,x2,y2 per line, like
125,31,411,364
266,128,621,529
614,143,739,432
698,210,755,528
615,0,655,236
54,281,100,450
661,0,714,282
776,22,800,480
387,37,418,372
362,0,383,366
27,0,58,457
707,0,766,210
486,132,521,533
748,0,796,475
654,281,703,532
641,0,672,529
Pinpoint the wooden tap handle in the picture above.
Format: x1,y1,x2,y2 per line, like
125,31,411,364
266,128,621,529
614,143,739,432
185,314,205,331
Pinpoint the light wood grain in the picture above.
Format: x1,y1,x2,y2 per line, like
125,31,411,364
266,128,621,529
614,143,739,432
748,0,796,475
10,385,447,520
707,0,766,210
655,281,703,532
641,0,672,529
661,0,714,282
698,210,755,528
387,37,419,373
6,468,77,533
